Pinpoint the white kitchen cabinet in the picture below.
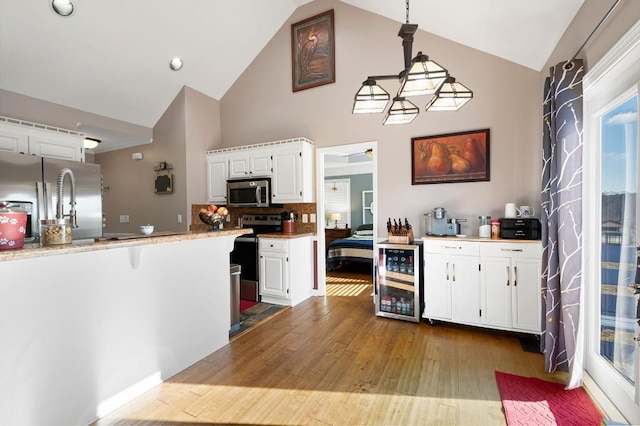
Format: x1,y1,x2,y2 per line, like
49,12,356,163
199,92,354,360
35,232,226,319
0,121,84,161
0,123,28,153
206,152,229,204
423,240,481,326
480,242,542,333
228,148,272,179
271,140,314,203
259,236,313,306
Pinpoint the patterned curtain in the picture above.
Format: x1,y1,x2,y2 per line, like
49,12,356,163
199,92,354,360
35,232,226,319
541,59,584,388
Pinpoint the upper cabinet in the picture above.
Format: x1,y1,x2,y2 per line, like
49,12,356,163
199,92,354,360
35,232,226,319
271,141,314,204
228,148,272,179
206,152,229,204
0,120,84,162
206,138,315,205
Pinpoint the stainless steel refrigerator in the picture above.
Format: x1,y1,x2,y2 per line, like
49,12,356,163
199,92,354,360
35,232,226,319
0,151,102,242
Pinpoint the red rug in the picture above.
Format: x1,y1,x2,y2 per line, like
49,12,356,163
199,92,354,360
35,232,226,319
495,371,602,426
239,300,258,312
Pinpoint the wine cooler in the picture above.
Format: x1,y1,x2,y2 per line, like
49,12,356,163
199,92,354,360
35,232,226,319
375,241,423,322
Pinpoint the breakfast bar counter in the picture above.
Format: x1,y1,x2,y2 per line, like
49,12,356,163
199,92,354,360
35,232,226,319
0,228,251,425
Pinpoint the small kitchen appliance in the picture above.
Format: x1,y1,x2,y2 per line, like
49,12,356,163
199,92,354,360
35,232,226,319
424,207,465,236
500,218,541,240
226,178,271,207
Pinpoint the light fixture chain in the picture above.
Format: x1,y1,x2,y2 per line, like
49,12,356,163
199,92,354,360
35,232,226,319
405,0,410,24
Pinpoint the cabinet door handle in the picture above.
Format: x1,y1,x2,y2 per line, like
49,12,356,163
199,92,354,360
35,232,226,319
513,266,518,286
446,262,450,281
506,266,510,286
452,263,456,282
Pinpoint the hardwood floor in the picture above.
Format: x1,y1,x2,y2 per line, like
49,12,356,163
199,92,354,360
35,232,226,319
96,277,565,425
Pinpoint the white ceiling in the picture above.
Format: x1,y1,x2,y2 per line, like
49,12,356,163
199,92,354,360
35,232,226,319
0,0,584,148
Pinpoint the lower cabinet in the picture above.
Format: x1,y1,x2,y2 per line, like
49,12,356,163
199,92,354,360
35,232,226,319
423,240,481,326
480,242,542,333
259,236,313,306
423,237,542,335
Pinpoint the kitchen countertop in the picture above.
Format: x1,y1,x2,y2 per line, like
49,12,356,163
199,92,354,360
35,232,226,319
0,228,252,262
422,235,541,243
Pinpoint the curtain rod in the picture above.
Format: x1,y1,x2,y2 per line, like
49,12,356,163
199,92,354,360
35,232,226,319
571,0,623,62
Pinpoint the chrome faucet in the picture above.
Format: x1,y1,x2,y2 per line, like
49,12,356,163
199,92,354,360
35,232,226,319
56,168,77,228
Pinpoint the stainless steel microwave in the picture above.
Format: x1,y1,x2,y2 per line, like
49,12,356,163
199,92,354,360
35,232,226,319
227,178,270,207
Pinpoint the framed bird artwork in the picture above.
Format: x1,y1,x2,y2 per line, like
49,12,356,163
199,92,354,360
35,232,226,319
291,9,335,92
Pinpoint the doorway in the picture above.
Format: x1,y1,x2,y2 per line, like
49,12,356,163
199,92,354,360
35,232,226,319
315,142,378,296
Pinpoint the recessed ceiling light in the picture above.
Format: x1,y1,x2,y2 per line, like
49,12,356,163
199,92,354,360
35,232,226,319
52,0,74,16
169,57,183,71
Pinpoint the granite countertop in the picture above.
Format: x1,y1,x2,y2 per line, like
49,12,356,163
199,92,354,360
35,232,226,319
0,228,252,262
258,231,316,239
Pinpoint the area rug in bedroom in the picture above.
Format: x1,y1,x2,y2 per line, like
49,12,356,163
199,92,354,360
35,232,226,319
495,371,602,426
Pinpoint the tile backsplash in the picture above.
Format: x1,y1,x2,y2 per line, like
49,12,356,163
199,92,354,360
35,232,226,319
191,203,317,234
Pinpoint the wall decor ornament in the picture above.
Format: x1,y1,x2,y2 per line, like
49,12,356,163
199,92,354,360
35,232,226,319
154,161,173,194
291,9,335,92
411,128,490,185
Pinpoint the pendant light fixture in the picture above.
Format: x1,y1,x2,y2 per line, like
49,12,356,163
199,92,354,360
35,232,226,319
352,0,472,125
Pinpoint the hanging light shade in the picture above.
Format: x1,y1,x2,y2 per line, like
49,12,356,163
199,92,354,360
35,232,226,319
425,77,473,111
351,0,471,124
352,79,390,114
383,96,419,125
398,52,448,97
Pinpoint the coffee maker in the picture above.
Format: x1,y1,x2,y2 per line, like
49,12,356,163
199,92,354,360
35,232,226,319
424,207,465,236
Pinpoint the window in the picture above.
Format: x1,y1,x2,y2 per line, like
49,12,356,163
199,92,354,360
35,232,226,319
324,179,351,228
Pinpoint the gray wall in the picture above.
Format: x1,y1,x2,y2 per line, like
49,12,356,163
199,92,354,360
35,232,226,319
96,86,221,233
325,173,373,232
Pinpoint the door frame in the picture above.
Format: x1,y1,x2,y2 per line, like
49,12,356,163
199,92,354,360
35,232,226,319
583,19,640,424
314,141,378,296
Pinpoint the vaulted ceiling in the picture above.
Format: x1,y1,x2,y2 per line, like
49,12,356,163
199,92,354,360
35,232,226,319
0,0,584,144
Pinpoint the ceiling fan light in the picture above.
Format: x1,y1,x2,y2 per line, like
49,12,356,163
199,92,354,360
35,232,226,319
353,79,390,114
399,52,448,97
425,77,473,111
83,137,101,150
383,96,419,125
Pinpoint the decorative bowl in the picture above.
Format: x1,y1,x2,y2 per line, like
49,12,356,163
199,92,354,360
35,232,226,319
140,225,154,235
199,212,225,231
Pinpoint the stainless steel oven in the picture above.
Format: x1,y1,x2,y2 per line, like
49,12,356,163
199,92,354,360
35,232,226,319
227,178,271,207
230,214,282,302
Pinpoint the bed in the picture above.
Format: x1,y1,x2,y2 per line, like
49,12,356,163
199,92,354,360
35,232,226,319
326,224,374,271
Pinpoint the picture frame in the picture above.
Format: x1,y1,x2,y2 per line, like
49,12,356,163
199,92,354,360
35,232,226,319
154,173,173,194
411,128,490,185
291,9,335,92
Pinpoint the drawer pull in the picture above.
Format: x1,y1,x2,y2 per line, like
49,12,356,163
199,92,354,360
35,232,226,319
499,248,523,252
442,245,461,250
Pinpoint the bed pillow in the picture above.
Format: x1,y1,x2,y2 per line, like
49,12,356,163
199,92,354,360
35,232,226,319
354,224,373,237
